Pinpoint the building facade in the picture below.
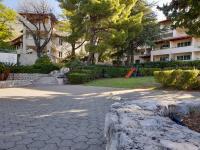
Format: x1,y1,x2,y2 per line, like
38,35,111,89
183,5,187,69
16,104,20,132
151,20,200,62
11,13,84,65
134,20,200,63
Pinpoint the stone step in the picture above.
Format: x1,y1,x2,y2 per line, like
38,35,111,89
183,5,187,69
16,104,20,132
33,77,58,86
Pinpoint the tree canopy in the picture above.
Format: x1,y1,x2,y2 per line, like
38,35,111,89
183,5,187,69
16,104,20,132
158,0,200,37
58,0,86,60
0,1,16,48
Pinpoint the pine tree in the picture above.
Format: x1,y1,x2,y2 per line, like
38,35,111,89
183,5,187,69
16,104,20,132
58,0,86,60
110,0,160,65
158,0,200,37
58,0,144,64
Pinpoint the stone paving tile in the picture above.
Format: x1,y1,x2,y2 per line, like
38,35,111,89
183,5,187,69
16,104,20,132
1,85,199,150
0,85,116,150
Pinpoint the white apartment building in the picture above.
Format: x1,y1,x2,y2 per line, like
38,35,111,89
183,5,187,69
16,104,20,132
11,13,84,65
133,47,151,63
151,19,200,62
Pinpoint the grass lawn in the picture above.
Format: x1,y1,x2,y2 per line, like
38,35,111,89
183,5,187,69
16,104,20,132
85,77,158,89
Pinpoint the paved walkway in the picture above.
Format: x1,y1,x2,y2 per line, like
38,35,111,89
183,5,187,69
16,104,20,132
33,76,59,86
0,85,200,150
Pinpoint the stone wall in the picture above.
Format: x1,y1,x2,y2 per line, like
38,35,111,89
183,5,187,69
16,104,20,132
0,73,49,88
0,80,32,88
7,73,48,81
105,100,200,150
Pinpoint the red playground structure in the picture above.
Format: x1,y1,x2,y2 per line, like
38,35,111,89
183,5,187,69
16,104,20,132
125,67,137,78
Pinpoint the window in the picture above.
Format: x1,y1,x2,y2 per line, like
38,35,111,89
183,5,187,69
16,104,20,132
177,55,191,61
59,38,63,46
135,60,140,64
160,56,169,62
177,41,191,47
160,44,170,49
26,33,33,39
59,52,63,58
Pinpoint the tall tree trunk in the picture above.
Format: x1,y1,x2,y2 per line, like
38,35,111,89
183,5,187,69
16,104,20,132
87,29,97,64
37,47,41,58
71,44,76,60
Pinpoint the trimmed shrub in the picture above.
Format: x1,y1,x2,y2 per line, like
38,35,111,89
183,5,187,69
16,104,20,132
154,70,174,87
68,73,91,84
35,55,52,64
135,60,200,69
33,64,59,74
154,69,200,90
139,68,161,76
65,59,85,70
9,64,59,74
72,65,129,78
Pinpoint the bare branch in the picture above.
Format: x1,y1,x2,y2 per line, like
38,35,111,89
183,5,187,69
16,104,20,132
75,40,86,50
17,0,56,57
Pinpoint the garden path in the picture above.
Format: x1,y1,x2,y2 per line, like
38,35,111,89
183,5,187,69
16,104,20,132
0,85,200,150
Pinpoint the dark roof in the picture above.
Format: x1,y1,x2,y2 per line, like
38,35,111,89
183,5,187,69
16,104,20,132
19,12,57,22
10,35,23,46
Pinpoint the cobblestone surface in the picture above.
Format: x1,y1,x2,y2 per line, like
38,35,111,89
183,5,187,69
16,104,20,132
1,85,200,150
0,85,117,150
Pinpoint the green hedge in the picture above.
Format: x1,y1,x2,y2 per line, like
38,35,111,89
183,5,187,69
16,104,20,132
135,60,200,69
154,69,200,90
139,68,161,76
67,65,130,84
68,73,92,84
78,65,129,78
9,64,59,74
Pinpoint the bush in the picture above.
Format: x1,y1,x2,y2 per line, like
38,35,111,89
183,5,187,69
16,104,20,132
154,69,200,90
80,65,129,78
0,64,5,73
68,73,92,84
33,64,59,74
9,64,59,74
154,70,174,87
35,55,52,64
65,59,85,70
139,68,161,76
135,60,200,69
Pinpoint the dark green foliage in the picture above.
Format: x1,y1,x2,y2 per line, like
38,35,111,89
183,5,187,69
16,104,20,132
32,64,59,74
135,61,200,69
78,65,129,78
154,70,200,90
0,63,5,73
139,68,161,76
9,64,59,74
158,0,200,37
65,59,85,70
35,55,52,65
67,65,130,84
68,73,92,84
9,56,60,74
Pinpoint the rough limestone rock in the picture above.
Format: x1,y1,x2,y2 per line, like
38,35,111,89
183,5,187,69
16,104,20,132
50,67,70,78
105,99,200,150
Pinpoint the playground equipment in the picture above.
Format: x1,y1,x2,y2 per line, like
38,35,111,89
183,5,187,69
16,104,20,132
125,67,137,78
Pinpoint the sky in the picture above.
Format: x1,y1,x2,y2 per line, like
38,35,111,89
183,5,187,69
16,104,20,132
2,0,172,21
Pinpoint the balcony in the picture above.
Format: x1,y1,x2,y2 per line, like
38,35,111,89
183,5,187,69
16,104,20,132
160,32,173,39
152,46,200,56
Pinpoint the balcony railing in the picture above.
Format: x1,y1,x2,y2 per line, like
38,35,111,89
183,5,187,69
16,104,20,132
151,45,200,56
154,45,193,51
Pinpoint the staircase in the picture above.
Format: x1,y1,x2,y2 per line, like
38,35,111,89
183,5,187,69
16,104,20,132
33,76,58,86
